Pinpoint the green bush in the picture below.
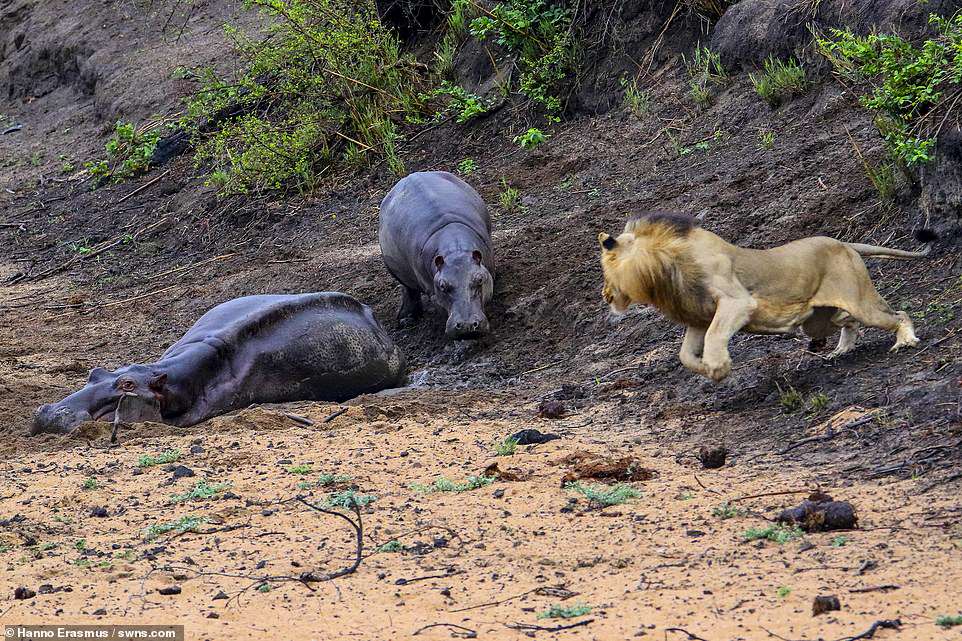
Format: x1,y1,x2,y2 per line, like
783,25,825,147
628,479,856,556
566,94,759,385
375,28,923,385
468,0,574,116
565,481,640,507
684,46,728,107
185,0,425,195
423,81,491,123
750,56,807,107
818,14,962,166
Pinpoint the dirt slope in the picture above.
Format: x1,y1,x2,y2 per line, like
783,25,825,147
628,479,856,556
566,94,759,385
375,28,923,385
1,0,961,639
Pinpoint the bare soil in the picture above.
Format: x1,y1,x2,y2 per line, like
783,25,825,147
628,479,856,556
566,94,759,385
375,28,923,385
1,1,961,639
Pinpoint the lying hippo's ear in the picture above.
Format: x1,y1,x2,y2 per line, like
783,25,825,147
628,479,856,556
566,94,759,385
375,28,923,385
434,255,444,271
598,233,616,251
471,250,483,264
88,367,110,383
148,373,168,393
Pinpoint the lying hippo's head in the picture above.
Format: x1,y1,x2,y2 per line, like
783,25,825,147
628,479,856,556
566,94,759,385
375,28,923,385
32,365,165,435
433,250,493,340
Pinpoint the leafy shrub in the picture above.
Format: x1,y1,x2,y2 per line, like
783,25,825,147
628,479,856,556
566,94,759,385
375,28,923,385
86,121,161,184
457,158,478,175
499,178,522,212
468,0,575,115
169,480,231,503
621,76,651,118
565,482,640,506
712,502,744,519
144,516,206,540
185,0,425,194
287,464,313,475
818,14,962,166
937,614,962,628
494,437,519,456
326,490,377,509
750,56,807,107
377,540,404,553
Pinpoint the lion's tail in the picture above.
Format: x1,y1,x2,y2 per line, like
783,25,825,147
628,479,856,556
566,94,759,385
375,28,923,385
845,229,938,260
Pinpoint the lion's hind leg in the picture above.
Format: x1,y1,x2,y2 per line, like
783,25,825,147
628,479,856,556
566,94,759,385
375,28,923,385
828,311,860,358
802,307,836,352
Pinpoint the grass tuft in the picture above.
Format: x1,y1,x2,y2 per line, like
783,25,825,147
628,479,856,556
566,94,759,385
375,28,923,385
137,450,181,467
537,603,592,619
750,56,807,107
742,524,804,544
169,480,231,504
411,476,495,494
566,482,640,507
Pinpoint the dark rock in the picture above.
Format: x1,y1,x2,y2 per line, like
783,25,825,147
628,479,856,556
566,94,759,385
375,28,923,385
537,399,566,419
510,429,560,445
166,465,194,480
921,128,962,239
698,444,728,469
812,595,841,616
37,584,55,594
492,488,505,499
399,450,409,457
189,445,204,454
277,459,292,465
92,608,107,616
212,590,229,601
14,587,36,599
776,493,858,532
157,586,181,596
89,506,108,518
206,612,220,619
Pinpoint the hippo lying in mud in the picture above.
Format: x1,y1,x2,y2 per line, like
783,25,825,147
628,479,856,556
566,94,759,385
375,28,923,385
32,293,406,434
379,171,495,340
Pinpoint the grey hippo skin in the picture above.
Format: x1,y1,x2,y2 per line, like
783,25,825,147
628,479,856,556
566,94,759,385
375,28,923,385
378,171,495,340
32,293,406,434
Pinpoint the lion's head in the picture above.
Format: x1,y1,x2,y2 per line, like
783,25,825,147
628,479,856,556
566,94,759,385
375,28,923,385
598,232,633,314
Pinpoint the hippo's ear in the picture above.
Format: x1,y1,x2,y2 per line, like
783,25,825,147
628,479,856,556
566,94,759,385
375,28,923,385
434,255,444,271
87,367,110,383
148,373,168,393
598,233,616,251
471,250,483,265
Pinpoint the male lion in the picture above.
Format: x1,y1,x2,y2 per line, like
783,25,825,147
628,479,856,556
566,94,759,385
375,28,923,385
598,213,934,382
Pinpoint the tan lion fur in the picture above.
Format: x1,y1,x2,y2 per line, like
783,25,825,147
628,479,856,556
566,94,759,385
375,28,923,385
599,214,928,382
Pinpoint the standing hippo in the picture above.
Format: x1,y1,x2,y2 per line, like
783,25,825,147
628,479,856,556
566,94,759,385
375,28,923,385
379,171,495,340
32,293,406,434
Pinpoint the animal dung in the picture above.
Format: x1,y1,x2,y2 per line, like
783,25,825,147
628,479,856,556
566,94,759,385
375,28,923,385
554,451,656,486
510,429,560,445
776,492,858,532
697,444,728,469
812,595,841,616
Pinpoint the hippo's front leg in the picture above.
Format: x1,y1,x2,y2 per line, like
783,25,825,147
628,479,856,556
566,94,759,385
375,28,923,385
398,285,423,326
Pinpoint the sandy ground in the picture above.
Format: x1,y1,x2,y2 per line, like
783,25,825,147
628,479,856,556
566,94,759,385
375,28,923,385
2,391,961,641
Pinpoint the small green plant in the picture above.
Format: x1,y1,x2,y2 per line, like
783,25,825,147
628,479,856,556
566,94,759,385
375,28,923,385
742,524,804,544
317,473,351,487
621,76,651,118
712,503,744,520
411,475,495,494
85,120,161,185
326,490,377,509
514,127,549,150
566,482,640,507
286,464,313,475
937,614,962,628
494,437,519,456
426,82,490,123
60,156,76,174
378,540,404,553
457,158,478,176
684,45,728,107
778,385,804,413
30,152,44,167
776,586,792,598
74,539,87,552
169,480,231,504
758,130,775,150
499,178,522,213
750,56,807,107
808,392,830,413
537,603,592,619
925,301,957,323
144,515,207,541
137,449,181,467
831,535,848,547
82,477,98,490
258,583,271,593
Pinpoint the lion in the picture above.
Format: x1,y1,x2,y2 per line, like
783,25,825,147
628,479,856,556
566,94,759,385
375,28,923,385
598,213,935,382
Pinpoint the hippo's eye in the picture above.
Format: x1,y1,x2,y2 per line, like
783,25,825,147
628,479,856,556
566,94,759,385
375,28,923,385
119,379,136,392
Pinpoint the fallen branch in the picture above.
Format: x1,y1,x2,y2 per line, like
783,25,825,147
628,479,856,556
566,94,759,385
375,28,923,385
117,169,172,204
412,623,477,638
449,588,536,613
665,627,712,641
835,619,900,641
295,497,363,582
507,619,594,633
848,585,899,593
395,569,461,585
323,407,349,423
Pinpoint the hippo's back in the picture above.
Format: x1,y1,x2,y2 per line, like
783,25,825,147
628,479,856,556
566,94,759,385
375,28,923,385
166,293,406,401
379,171,491,253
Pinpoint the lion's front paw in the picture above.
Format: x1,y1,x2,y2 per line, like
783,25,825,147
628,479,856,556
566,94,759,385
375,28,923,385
703,358,732,382
890,337,920,352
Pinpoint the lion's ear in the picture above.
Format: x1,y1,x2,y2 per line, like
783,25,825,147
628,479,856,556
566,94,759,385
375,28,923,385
598,233,616,251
